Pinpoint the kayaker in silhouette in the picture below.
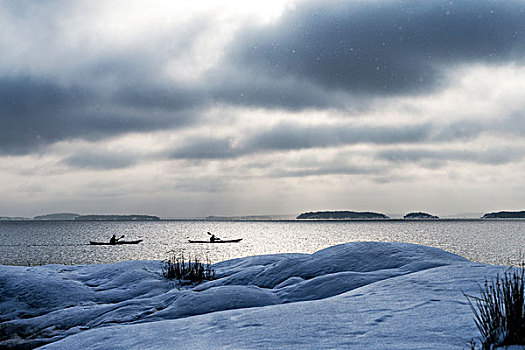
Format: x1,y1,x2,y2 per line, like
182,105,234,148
109,234,121,245
208,232,220,242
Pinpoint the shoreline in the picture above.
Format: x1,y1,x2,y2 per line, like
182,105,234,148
3,218,525,223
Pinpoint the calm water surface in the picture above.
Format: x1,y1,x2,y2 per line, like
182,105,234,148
0,220,524,266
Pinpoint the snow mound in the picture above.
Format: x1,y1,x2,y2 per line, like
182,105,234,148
0,242,499,349
209,241,465,287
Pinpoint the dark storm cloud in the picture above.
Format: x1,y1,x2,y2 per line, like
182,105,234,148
0,77,91,154
231,0,525,95
114,85,204,111
0,1,213,156
2,0,525,160
0,76,198,155
207,67,349,111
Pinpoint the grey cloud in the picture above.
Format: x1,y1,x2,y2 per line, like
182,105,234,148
169,137,243,160
167,110,525,163
173,176,235,193
0,77,92,154
378,147,525,166
249,123,430,151
114,84,204,111
62,151,139,170
207,68,350,111
493,113,525,136
0,76,198,155
0,2,217,155
60,108,525,169
231,0,525,95
169,123,432,160
2,0,525,159
268,164,382,178
432,120,485,142
431,112,525,142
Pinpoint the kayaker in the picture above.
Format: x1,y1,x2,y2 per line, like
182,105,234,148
208,232,220,242
109,235,120,245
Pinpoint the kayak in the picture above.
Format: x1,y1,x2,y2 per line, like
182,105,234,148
89,239,143,245
188,238,243,243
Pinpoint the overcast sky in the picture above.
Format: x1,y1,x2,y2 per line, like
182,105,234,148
1,0,525,218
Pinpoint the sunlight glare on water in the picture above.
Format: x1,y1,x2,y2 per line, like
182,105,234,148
0,220,523,266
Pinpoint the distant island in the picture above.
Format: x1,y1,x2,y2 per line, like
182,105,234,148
34,213,80,221
481,211,525,219
404,212,439,219
75,215,160,221
30,213,160,221
0,216,32,221
297,211,389,220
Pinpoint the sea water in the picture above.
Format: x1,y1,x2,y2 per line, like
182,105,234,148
0,220,524,266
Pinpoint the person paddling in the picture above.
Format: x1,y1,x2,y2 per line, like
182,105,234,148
207,232,220,242
109,234,124,244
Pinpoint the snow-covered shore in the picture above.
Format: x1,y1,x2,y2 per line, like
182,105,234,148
0,242,510,349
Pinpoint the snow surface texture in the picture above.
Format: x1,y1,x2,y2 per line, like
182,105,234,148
0,241,515,349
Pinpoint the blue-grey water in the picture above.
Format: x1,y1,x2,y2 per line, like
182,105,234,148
0,220,524,266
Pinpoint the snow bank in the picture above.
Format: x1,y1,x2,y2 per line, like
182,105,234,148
0,242,508,349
